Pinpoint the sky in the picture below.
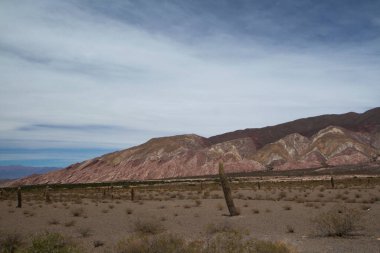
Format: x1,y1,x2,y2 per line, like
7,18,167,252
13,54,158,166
0,0,379,168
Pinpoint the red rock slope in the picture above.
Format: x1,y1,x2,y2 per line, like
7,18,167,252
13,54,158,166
7,108,380,186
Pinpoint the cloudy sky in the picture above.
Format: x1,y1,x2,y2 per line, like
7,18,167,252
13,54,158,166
0,0,379,167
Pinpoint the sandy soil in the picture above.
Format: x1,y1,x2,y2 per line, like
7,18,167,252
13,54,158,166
1,178,380,253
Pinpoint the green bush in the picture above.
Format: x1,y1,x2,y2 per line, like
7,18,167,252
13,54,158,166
24,232,82,253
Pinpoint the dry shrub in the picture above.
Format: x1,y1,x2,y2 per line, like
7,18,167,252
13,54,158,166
361,205,370,211
286,225,295,233
23,210,35,218
203,191,210,199
64,220,76,227
70,207,85,217
48,218,60,225
205,221,240,235
278,191,287,200
311,205,363,237
0,232,23,253
204,232,248,253
93,240,104,248
77,227,92,238
253,240,296,253
205,232,296,253
133,219,165,235
116,233,200,253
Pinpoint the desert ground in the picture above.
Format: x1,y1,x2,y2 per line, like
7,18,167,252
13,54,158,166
1,175,380,253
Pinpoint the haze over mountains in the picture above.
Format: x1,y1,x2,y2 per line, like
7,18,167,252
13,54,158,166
5,108,380,187
0,165,59,179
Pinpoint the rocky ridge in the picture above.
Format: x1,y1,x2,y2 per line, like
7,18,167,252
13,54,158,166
5,108,380,186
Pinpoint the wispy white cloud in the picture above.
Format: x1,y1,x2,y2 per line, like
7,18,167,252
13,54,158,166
0,0,379,160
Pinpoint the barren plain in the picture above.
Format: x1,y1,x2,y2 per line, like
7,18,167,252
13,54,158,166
1,175,380,253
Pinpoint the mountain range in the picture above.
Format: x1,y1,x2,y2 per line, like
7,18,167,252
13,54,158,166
4,107,380,186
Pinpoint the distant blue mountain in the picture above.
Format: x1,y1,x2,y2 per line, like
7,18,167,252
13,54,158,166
0,165,60,179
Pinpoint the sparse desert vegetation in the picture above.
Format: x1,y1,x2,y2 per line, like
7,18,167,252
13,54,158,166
133,219,165,235
0,231,23,253
0,175,379,252
311,205,363,237
26,232,81,253
115,232,297,253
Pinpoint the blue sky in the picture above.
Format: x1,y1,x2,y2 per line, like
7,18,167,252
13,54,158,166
0,0,379,167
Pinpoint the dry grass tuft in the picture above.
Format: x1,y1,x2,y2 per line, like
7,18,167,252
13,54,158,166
77,227,92,238
93,240,104,248
286,225,295,233
47,218,60,225
64,220,76,227
70,207,85,217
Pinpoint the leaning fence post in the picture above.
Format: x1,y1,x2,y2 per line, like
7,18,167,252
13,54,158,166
17,187,22,208
218,162,239,216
